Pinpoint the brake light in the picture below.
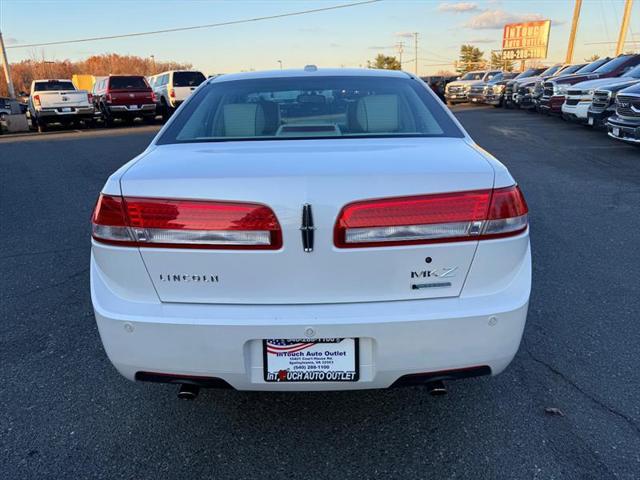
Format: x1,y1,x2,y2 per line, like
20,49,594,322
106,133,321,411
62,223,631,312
151,92,157,102
87,93,93,103
334,186,528,248
105,93,112,103
92,195,282,249
33,95,41,106
169,88,175,98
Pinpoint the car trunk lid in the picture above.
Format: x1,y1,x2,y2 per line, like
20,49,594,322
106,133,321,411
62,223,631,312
120,137,495,304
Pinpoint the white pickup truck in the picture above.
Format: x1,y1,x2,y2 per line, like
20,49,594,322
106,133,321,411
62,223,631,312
28,79,94,132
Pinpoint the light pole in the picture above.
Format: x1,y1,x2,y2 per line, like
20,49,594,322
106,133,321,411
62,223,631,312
0,31,16,99
277,60,283,70
150,55,156,74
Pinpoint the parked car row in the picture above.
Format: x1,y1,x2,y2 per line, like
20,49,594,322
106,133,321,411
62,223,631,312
22,70,207,132
445,54,640,146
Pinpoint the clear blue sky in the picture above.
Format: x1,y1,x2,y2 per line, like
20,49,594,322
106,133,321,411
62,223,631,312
1,0,638,75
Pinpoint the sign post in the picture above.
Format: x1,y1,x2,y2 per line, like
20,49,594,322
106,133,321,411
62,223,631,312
502,20,551,71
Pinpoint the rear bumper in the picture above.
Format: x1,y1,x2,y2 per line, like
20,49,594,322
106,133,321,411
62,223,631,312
36,107,94,119
107,104,156,115
91,242,531,391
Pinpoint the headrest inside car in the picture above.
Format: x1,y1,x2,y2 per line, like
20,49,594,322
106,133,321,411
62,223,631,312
223,103,266,136
356,95,399,133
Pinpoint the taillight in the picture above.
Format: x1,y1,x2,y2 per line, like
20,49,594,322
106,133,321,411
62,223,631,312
334,186,528,248
151,92,157,102
105,93,112,103
92,195,282,250
33,94,41,106
169,88,175,98
87,93,93,103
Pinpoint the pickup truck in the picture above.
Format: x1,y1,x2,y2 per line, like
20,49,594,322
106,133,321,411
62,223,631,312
563,64,640,124
540,54,640,114
515,63,586,111
92,75,156,127
444,70,501,105
28,79,94,132
502,68,546,108
478,72,517,107
606,82,640,144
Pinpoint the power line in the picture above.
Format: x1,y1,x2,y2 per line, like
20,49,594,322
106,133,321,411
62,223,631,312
6,0,381,49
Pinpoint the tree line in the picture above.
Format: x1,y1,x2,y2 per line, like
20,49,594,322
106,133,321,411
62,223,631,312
0,53,192,96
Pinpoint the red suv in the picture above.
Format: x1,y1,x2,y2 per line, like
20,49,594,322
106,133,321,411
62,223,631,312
93,75,156,126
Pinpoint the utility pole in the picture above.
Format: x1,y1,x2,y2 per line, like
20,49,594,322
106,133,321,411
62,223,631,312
565,0,583,64
615,0,634,55
0,31,16,99
396,42,404,68
413,32,419,76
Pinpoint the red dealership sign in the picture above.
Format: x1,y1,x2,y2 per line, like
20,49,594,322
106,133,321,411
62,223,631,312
502,20,551,60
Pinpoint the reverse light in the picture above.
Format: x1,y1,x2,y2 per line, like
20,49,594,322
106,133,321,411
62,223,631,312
92,195,282,249
334,186,528,248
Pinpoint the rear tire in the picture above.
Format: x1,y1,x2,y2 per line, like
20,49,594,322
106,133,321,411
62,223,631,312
36,118,47,133
161,98,172,121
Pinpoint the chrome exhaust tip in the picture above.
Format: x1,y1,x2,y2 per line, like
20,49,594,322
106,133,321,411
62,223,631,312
426,380,447,396
177,384,200,400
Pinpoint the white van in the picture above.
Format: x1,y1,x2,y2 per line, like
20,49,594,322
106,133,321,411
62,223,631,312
149,70,206,119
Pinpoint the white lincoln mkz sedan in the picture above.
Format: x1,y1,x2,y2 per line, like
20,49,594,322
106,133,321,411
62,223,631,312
91,67,530,397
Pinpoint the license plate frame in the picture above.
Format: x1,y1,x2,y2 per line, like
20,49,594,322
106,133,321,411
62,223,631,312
263,338,359,383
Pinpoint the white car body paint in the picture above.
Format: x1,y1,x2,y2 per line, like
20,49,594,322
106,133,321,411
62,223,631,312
91,68,531,391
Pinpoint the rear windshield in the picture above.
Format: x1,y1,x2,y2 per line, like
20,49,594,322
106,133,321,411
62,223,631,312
594,55,635,74
109,76,148,90
33,81,75,91
157,75,464,144
173,71,206,87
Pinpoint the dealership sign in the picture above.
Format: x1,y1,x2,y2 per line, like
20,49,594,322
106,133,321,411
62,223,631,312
502,20,551,61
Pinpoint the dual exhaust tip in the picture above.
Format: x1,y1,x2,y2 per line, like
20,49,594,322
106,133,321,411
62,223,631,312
176,380,447,400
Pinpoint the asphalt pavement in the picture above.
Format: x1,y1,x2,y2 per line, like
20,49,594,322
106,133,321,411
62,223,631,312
1,107,639,479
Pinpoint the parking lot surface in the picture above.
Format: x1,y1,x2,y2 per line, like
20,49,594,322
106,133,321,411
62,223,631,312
1,106,639,479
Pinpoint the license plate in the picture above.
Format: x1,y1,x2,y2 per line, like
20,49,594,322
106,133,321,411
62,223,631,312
129,105,139,110
588,117,594,125
61,107,72,112
263,338,359,382
613,127,620,137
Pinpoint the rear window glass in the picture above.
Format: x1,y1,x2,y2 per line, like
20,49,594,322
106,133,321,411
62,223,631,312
173,71,206,87
109,76,148,90
33,81,75,91
157,75,464,144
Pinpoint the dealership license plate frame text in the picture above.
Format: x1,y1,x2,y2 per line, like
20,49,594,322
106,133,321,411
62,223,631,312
263,338,359,382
